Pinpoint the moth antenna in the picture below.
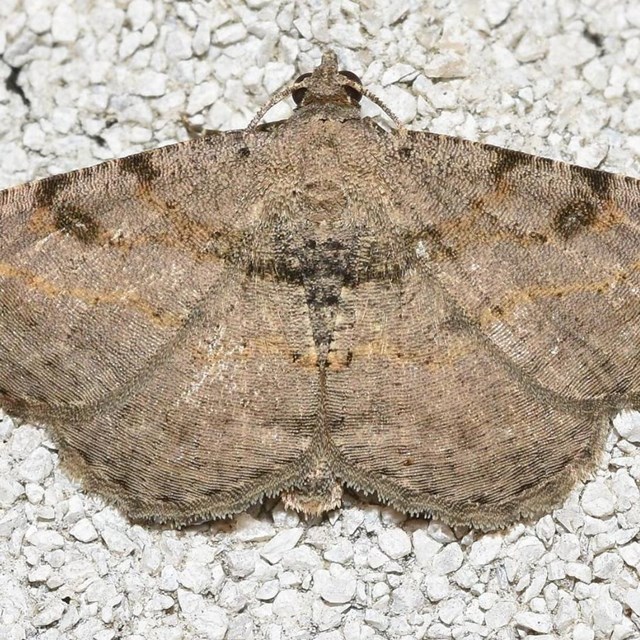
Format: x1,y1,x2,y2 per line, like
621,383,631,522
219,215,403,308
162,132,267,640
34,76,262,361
340,77,405,133
247,84,298,129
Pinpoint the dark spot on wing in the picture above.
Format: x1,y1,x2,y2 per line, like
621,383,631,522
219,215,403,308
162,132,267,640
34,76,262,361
442,308,475,333
53,207,101,244
553,200,598,240
118,151,161,182
528,232,548,244
35,172,75,208
489,147,531,182
399,147,412,159
238,147,250,157
571,164,611,200
416,225,458,261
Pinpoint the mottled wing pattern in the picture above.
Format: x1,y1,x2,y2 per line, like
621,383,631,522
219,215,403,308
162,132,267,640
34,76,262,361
328,130,640,528
392,133,640,406
0,133,319,523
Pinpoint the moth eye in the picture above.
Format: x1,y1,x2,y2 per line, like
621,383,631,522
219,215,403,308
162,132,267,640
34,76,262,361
339,70,363,103
292,72,312,106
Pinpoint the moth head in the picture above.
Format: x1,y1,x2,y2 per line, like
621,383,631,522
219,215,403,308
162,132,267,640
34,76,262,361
291,51,363,108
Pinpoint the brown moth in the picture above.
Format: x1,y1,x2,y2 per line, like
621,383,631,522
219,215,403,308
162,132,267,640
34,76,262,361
0,51,639,530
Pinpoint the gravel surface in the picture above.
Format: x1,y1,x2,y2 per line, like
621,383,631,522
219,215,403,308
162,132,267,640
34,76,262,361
2,1,640,639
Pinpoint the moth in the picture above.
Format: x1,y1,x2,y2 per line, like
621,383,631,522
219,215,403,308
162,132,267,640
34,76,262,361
1,52,638,529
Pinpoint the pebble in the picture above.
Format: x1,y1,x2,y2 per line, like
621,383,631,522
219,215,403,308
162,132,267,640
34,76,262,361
612,469,640,511
179,562,210,594
377,528,412,559
192,21,211,57
484,600,517,629
484,0,511,27
28,565,51,584
364,608,389,631
51,4,78,43
233,513,276,542
324,538,353,564
0,476,24,507
614,411,640,443
133,70,168,97
159,565,180,592
147,593,174,611
178,590,228,640
16,448,53,484
573,623,595,640
593,552,623,580
313,566,357,604
281,545,322,571
140,546,162,575
565,562,592,583
219,581,247,613
260,528,303,564
514,611,553,633
212,23,247,46
510,536,545,565
427,521,457,544
226,549,257,577
623,587,640,616
227,613,253,639
581,480,616,518
548,33,597,69
437,596,464,625
468,534,502,566
165,30,193,61
523,568,547,601
32,599,65,627
100,527,135,555
432,543,464,575
25,528,64,552
412,530,442,566
255,579,280,601
186,82,221,116
623,101,640,134
86,579,117,603
69,518,98,543
127,0,154,30
618,541,640,569
452,564,477,589
342,509,365,536
555,533,581,561
390,584,424,614
367,546,388,569
272,590,305,618
592,585,623,634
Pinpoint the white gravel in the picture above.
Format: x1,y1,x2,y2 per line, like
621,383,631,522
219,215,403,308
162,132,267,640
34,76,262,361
1,1,640,639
